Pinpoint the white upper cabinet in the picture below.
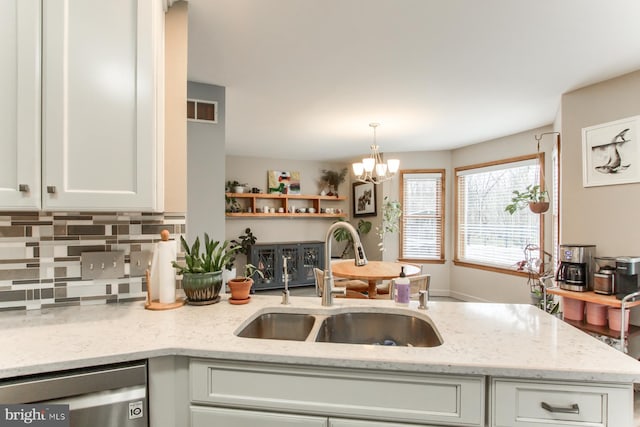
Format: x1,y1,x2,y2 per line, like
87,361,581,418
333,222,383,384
42,0,163,211
0,0,41,209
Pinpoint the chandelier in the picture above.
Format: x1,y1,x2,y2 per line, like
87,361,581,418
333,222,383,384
352,123,400,184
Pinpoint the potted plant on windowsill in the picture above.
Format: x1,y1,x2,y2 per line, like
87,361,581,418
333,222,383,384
504,184,549,214
227,263,264,303
172,234,239,305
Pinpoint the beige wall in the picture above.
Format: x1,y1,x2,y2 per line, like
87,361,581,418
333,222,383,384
449,125,554,302
560,70,640,256
164,1,188,213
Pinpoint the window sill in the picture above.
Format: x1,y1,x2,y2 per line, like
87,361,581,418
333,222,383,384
452,260,530,277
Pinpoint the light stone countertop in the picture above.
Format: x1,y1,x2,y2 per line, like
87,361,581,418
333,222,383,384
1,295,640,383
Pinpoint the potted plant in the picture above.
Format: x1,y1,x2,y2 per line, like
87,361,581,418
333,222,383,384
333,219,372,258
226,180,248,194
172,233,239,305
504,184,549,214
223,228,258,285
227,263,264,301
515,244,558,314
320,168,348,196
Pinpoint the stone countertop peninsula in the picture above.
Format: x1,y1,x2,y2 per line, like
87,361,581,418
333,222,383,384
1,295,640,383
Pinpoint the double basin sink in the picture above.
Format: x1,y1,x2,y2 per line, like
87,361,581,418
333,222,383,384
236,308,443,347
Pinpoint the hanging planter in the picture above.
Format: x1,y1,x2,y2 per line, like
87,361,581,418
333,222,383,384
528,201,550,214
505,185,549,215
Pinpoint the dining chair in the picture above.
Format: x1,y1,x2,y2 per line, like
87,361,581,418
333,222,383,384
376,263,424,296
313,268,368,298
385,274,431,300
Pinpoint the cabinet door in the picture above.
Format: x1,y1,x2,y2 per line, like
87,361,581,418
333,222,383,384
279,244,300,286
0,0,41,209
299,242,324,285
42,0,161,211
250,245,278,290
191,406,327,427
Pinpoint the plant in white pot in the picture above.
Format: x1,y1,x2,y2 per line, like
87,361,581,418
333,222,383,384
227,263,264,302
172,234,239,305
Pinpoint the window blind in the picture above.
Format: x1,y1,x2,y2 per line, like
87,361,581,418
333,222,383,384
456,157,541,269
400,171,444,260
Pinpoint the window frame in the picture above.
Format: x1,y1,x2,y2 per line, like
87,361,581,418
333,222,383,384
453,153,545,277
398,169,446,264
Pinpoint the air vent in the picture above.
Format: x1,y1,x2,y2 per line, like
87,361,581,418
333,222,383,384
187,99,218,123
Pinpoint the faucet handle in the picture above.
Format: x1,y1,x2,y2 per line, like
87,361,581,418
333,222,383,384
331,286,347,297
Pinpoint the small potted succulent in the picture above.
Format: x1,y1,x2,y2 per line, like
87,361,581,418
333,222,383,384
504,185,549,214
172,233,239,305
227,263,264,302
320,168,348,196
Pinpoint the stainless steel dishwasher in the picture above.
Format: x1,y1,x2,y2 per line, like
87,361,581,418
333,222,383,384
0,360,148,427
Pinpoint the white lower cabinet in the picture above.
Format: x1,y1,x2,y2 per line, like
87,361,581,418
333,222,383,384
190,359,485,427
491,377,633,427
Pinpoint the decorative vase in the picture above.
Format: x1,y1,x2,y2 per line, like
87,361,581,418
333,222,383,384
181,271,223,305
529,201,549,214
228,278,254,300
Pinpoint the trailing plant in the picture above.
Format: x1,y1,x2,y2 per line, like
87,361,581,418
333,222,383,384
376,196,402,252
333,219,372,258
172,233,240,275
505,184,548,215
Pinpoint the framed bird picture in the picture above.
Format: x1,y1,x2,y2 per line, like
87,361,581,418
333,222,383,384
582,115,640,187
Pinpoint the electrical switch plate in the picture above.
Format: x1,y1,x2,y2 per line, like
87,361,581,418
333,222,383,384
130,250,153,277
81,251,125,280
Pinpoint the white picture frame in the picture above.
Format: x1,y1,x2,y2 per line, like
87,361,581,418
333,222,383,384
582,115,640,187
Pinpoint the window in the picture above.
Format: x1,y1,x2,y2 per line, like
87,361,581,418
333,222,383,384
455,154,544,273
399,170,445,262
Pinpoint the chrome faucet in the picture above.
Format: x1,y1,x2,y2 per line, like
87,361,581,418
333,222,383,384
322,222,368,306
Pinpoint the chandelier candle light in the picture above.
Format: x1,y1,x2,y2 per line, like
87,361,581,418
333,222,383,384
352,123,400,184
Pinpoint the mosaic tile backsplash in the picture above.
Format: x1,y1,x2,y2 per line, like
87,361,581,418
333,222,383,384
0,211,186,311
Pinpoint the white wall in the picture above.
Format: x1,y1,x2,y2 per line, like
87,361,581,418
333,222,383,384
450,125,554,302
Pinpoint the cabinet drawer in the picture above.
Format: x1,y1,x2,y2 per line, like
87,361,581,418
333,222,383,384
491,378,633,427
191,359,485,426
191,406,327,427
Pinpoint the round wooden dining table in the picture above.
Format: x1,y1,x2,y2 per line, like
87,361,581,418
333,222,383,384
330,260,421,298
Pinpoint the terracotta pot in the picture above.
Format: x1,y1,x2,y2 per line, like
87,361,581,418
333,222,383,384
586,302,607,326
562,297,585,321
529,202,549,214
228,278,254,300
608,307,630,332
181,271,223,305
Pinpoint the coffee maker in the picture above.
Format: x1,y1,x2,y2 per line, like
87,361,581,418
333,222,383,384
615,257,640,299
556,244,595,292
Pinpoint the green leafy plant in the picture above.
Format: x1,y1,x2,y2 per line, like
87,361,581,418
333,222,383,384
515,244,559,314
236,263,265,282
172,233,240,275
333,219,372,258
505,185,548,215
225,228,258,270
320,168,348,195
376,196,402,252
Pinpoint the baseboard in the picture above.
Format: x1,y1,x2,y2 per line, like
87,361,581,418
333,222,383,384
446,289,491,303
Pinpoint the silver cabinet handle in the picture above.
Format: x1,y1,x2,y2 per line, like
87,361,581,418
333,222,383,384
18,184,30,192
47,186,56,194
541,402,579,414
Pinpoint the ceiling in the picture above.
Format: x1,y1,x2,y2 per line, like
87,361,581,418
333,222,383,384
187,0,640,162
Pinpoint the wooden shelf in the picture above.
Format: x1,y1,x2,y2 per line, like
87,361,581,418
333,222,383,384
546,288,640,308
563,318,640,339
225,193,347,218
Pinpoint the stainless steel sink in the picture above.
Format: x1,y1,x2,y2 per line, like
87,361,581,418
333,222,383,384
237,313,316,341
315,312,442,347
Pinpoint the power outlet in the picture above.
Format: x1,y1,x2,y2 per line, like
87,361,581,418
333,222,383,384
130,250,153,277
81,251,125,280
